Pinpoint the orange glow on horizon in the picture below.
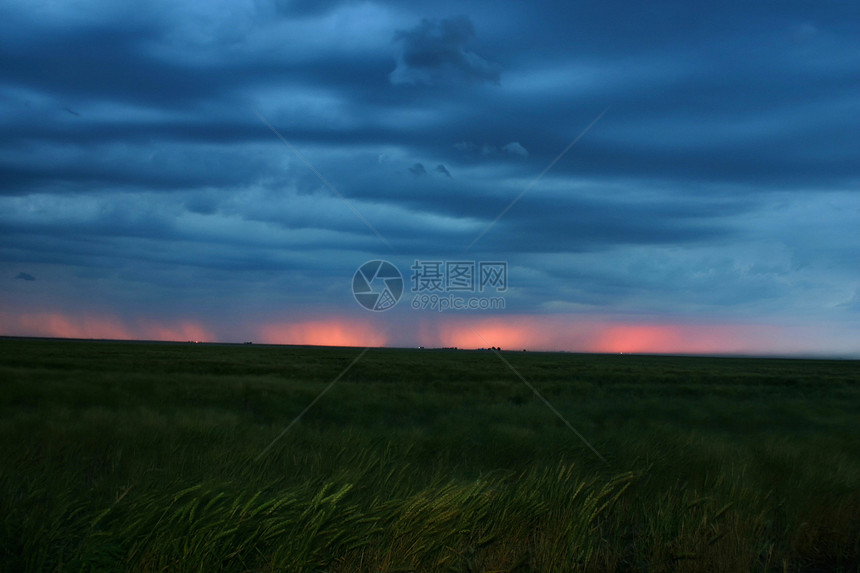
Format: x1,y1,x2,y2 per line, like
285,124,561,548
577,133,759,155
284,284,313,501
425,318,547,350
585,324,745,354
589,325,684,354
258,319,388,348
421,315,770,355
0,309,848,356
139,320,214,343
0,311,214,343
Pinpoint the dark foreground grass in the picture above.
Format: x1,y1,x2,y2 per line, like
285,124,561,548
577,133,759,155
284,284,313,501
0,339,858,571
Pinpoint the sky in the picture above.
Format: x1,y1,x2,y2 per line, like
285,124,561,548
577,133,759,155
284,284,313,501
1,0,859,356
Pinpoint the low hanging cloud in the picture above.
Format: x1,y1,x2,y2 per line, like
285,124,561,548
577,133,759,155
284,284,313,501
409,162,427,176
390,15,501,85
15,272,36,281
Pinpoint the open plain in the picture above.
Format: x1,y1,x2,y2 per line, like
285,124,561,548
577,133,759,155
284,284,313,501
1,338,858,571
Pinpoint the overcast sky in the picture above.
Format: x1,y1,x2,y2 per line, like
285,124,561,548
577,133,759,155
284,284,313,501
1,0,859,355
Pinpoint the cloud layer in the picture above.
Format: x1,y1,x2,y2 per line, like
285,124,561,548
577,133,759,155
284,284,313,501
391,16,501,85
1,0,858,355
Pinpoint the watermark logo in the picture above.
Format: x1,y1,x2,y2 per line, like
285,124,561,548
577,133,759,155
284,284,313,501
411,260,507,293
410,260,507,312
352,260,404,311
353,259,507,312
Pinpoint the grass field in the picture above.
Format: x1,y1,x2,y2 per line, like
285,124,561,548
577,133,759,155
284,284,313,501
1,338,858,572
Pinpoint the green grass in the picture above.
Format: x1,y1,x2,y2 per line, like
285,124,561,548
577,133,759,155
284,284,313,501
1,338,858,571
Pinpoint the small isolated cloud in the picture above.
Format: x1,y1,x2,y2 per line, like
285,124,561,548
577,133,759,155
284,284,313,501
60,106,80,117
454,141,477,152
502,141,529,157
409,163,427,176
390,16,501,85
436,164,452,178
15,272,36,281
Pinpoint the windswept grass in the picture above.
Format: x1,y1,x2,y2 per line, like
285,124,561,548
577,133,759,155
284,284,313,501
1,339,858,571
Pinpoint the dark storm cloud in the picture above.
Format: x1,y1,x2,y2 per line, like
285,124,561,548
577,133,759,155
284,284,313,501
0,0,858,349
381,188,742,256
0,25,212,109
3,6,854,199
491,196,732,253
15,272,35,281
491,0,860,60
390,16,501,85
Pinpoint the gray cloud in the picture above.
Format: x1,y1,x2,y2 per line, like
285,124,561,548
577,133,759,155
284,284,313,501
436,164,452,178
15,272,35,281
390,16,501,85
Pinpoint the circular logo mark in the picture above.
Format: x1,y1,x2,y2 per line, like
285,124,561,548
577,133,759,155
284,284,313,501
352,260,403,311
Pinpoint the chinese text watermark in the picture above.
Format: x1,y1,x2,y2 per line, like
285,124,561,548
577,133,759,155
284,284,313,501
352,260,508,312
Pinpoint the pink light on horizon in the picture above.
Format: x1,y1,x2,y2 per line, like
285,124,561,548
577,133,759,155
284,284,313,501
417,315,800,355
1,309,854,357
257,319,389,347
0,311,214,343
138,320,214,343
423,317,546,350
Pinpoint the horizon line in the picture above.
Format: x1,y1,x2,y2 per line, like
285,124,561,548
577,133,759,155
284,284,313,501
2,335,857,361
